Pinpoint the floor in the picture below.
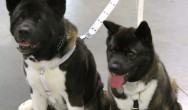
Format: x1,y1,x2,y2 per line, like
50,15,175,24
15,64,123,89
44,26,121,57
0,0,187,110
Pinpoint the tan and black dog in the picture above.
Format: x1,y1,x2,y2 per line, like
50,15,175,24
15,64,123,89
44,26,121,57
103,20,182,110
6,0,110,109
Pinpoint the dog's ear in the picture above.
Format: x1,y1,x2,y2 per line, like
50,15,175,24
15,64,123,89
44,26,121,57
103,20,120,34
6,0,22,13
46,0,66,18
135,21,152,43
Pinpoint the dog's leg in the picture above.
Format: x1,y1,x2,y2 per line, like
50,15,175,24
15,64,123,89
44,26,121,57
65,98,84,110
31,90,48,110
66,105,84,110
62,92,84,110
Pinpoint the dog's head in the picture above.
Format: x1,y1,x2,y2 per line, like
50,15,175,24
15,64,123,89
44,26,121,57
6,0,66,55
103,21,155,88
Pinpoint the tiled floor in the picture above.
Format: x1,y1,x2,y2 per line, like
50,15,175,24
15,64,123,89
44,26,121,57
0,0,187,110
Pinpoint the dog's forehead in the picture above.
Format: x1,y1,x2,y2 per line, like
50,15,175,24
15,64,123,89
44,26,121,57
112,28,138,46
14,0,47,13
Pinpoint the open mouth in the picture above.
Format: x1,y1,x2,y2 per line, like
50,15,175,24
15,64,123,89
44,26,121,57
109,72,132,89
17,42,40,53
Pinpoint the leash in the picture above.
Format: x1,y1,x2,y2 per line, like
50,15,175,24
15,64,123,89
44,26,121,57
178,86,188,97
80,0,119,39
39,69,56,104
80,0,144,39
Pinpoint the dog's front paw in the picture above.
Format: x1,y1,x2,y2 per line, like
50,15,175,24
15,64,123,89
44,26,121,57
18,99,33,110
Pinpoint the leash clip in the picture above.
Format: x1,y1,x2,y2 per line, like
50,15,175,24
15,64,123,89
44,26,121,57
80,32,93,39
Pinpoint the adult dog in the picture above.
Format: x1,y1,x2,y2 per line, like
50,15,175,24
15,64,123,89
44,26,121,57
103,20,182,110
6,0,109,109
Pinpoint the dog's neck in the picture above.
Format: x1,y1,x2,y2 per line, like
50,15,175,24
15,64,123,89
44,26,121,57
114,80,158,110
23,29,76,62
139,53,160,84
25,44,76,70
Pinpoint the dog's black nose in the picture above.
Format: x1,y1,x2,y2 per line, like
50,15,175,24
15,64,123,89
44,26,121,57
109,63,121,73
18,26,30,37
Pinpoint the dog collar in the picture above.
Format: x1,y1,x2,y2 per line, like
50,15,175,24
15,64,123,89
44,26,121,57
49,45,76,69
29,45,76,69
56,34,66,52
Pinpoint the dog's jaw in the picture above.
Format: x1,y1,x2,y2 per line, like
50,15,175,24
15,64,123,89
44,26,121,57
17,42,40,54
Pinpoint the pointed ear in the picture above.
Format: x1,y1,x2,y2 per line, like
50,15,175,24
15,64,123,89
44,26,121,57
46,0,66,18
135,21,152,43
6,0,22,13
103,20,120,34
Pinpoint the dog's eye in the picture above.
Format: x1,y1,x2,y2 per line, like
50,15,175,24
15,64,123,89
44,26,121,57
18,16,24,22
109,47,117,54
34,14,42,22
18,12,25,21
111,50,116,53
127,52,137,59
38,18,42,23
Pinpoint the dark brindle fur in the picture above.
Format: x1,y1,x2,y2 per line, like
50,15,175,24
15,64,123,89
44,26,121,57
103,20,182,110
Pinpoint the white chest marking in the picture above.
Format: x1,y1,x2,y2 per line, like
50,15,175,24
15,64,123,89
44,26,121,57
113,80,158,110
25,58,68,110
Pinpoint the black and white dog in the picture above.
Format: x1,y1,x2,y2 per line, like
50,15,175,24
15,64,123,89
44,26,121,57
6,0,109,109
103,20,182,110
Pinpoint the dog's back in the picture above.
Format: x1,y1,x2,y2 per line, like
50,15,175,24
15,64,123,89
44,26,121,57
145,55,182,110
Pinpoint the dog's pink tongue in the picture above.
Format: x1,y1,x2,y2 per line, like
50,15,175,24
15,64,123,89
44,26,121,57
19,42,31,47
110,75,125,89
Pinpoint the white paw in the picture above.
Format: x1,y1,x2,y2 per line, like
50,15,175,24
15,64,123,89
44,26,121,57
18,99,33,110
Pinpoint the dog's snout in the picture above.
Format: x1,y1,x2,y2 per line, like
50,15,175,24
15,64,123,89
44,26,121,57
18,26,30,37
109,63,121,73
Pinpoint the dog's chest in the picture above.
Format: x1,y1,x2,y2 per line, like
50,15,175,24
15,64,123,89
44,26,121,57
113,80,158,110
25,66,66,94
24,58,68,109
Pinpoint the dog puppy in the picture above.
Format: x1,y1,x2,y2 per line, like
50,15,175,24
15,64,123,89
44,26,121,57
6,0,109,109
103,20,182,110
